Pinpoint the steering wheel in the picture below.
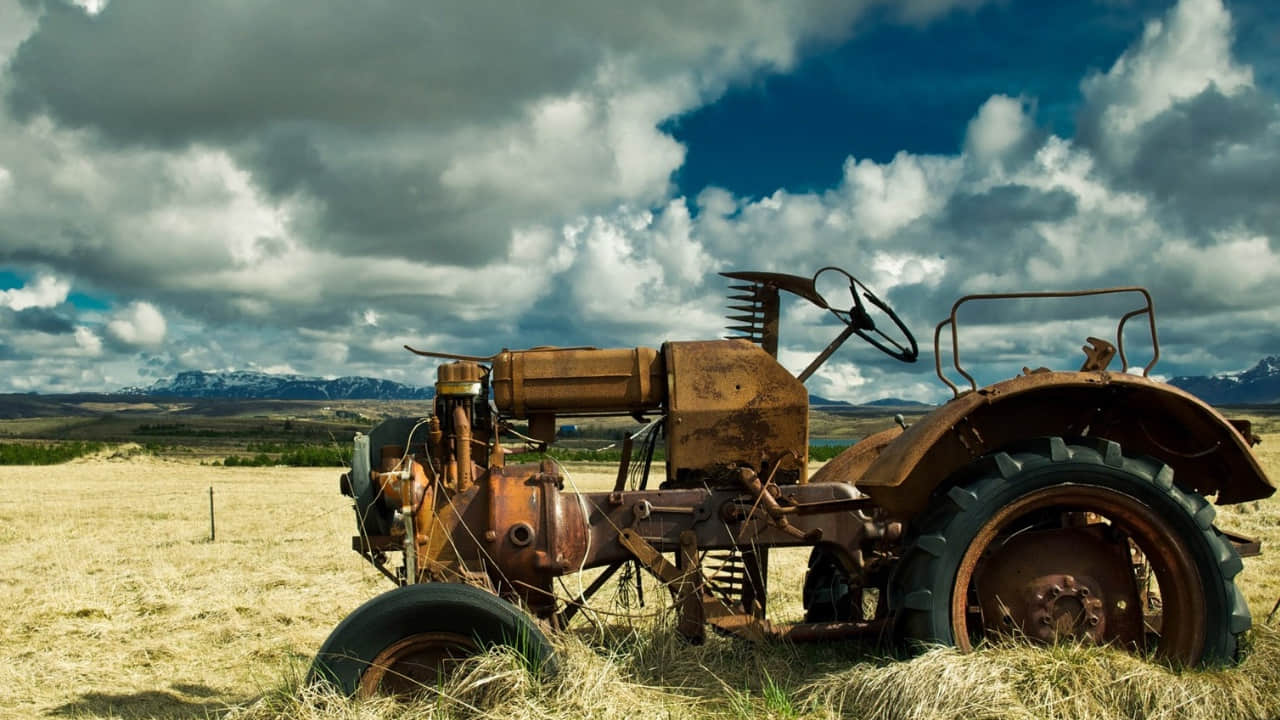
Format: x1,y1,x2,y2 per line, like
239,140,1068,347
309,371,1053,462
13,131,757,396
813,266,918,362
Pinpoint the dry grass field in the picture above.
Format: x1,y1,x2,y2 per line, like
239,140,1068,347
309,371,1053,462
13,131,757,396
3,438,1280,720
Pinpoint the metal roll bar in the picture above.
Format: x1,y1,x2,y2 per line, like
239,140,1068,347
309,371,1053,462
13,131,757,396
933,287,1160,398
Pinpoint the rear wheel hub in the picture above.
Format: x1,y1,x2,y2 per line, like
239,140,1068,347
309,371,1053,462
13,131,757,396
973,524,1142,648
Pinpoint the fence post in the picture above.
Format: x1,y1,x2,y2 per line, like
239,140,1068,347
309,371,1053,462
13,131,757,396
209,486,215,542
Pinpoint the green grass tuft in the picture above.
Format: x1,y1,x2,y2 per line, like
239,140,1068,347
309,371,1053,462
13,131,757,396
0,440,105,464
222,445,347,467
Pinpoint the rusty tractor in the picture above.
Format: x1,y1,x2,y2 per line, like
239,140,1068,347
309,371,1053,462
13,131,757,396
311,267,1272,696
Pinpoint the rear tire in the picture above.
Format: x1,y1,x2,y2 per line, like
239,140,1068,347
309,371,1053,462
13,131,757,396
890,437,1249,665
309,583,556,696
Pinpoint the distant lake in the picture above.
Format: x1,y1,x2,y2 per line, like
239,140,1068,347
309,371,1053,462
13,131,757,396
810,437,860,447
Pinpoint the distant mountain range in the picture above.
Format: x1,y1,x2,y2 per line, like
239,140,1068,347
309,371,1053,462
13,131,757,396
1168,356,1280,405
808,395,932,408
862,397,933,408
123,370,434,401
111,357,1280,405
126,373,909,406
807,394,851,407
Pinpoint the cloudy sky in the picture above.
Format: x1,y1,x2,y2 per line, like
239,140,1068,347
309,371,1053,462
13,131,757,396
0,0,1278,402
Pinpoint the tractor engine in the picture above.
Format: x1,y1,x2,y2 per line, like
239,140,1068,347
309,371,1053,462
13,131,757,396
362,340,811,500
343,338,825,613
488,341,809,486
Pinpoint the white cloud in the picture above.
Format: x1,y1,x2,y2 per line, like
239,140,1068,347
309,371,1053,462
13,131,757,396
316,342,349,365
964,95,1035,168
565,214,669,323
555,208,725,340
811,360,869,398
1022,137,1145,216
541,0,1279,400
70,0,109,16
841,152,959,240
440,75,693,217
0,274,70,310
106,302,167,348
74,326,103,356
1080,0,1252,164
871,252,947,290
0,4,37,64
649,200,719,286
1162,235,1280,300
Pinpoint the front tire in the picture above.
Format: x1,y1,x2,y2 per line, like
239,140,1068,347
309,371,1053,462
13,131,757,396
890,437,1250,665
803,547,855,622
309,583,556,696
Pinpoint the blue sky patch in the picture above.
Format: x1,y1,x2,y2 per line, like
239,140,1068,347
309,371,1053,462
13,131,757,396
667,0,1187,200
68,292,111,311
0,268,25,290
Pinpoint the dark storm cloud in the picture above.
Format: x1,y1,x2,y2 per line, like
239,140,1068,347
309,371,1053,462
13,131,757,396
1124,87,1280,239
5,1,891,267
944,185,1077,232
10,307,74,334
243,130,509,263
0,238,227,303
1069,0,1276,242
1158,318,1275,361
6,1,880,146
5,1,597,145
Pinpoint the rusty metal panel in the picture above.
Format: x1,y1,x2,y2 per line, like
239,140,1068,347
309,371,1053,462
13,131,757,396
858,370,1276,515
663,339,808,483
491,347,666,418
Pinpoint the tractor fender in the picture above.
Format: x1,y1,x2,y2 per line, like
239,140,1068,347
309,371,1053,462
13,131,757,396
815,371,1274,516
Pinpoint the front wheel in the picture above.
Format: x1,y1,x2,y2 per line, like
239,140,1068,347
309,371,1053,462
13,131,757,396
309,583,556,697
891,437,1250,665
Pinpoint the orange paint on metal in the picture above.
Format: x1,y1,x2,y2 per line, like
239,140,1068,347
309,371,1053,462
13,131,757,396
856,371,1275,515
663,340,808,485
491,347,666,418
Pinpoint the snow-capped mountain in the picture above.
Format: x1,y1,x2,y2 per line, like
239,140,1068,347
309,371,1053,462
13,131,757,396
1169,356,1280,405
124,370,434,400
113,358,1280,404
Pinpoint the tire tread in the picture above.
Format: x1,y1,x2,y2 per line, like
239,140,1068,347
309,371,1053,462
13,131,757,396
889,436,1249,664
